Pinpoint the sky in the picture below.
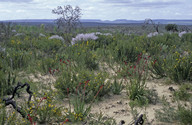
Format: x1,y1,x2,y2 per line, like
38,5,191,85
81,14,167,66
0,0,192,21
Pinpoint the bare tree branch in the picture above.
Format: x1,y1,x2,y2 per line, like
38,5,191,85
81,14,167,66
52,5,82,44
143,19,160,33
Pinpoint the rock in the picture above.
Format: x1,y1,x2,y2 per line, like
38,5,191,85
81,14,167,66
119,120,125,125
168,87,175,92
117,101,122,104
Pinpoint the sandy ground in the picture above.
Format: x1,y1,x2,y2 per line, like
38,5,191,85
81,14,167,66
91,80,179,125
13,72,182,125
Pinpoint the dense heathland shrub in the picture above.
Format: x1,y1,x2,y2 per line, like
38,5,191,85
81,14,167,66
165,24,178,32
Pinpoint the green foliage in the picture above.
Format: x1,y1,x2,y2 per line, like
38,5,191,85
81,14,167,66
108,37,141,63
177,105,192,125
95,34,114,49
24,92,63,124
111,77,124,95
1,48,33,70
165,24,178,32
65,87,91,122
66,41,99,70
55,61,111,102
0,100,6,125
181,33,192,43
149,57,166,79
167,51,192,83
155,98,192,125
174,84,192,101
0,70,17,95
1,23,192,124
87,112,116,125
155,99,178,123
127,78,148,106
124,53,158,106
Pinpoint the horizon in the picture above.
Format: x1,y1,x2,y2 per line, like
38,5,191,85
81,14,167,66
0,0,192,21
1,18,192,21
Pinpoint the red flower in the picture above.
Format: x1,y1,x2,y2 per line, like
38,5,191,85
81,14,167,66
138,53,142,57
65,119,69,122
137,57,141,61
62,119,69,124
60,59,62,62
85,80,90,84
124,61,127,65
76,83,82,94
63,61,67,64
94,85,104,99
42,97,47,100
28,114,33,124
153,59,157,65
134,65,136,69
67,88,69,93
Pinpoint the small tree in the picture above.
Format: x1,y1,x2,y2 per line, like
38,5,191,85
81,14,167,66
165,24,178,32
52,5,82,44
143,18,160,33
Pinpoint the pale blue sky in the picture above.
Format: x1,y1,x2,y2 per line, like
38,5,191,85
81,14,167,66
0,0,191,20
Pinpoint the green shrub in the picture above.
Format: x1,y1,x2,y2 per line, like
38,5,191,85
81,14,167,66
167,51,192,83
124,53,158,106
0,70,17,95
26,92,63,124
165,24,178,32
1,48,33,70
174,84,192,101
65,41,99,70
177,105,192,125
55,62,111,102
156,100,192,125
111,77,124,95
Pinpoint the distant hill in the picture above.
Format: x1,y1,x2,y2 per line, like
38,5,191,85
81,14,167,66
1,19,192,25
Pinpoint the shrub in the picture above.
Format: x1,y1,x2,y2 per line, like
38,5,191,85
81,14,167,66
55,61,111,102
0,70,17,95
66,41,99,70
167,51,192,83
165,24,178,32
156,99,192,125
123,53,158,106
174,84,192,101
